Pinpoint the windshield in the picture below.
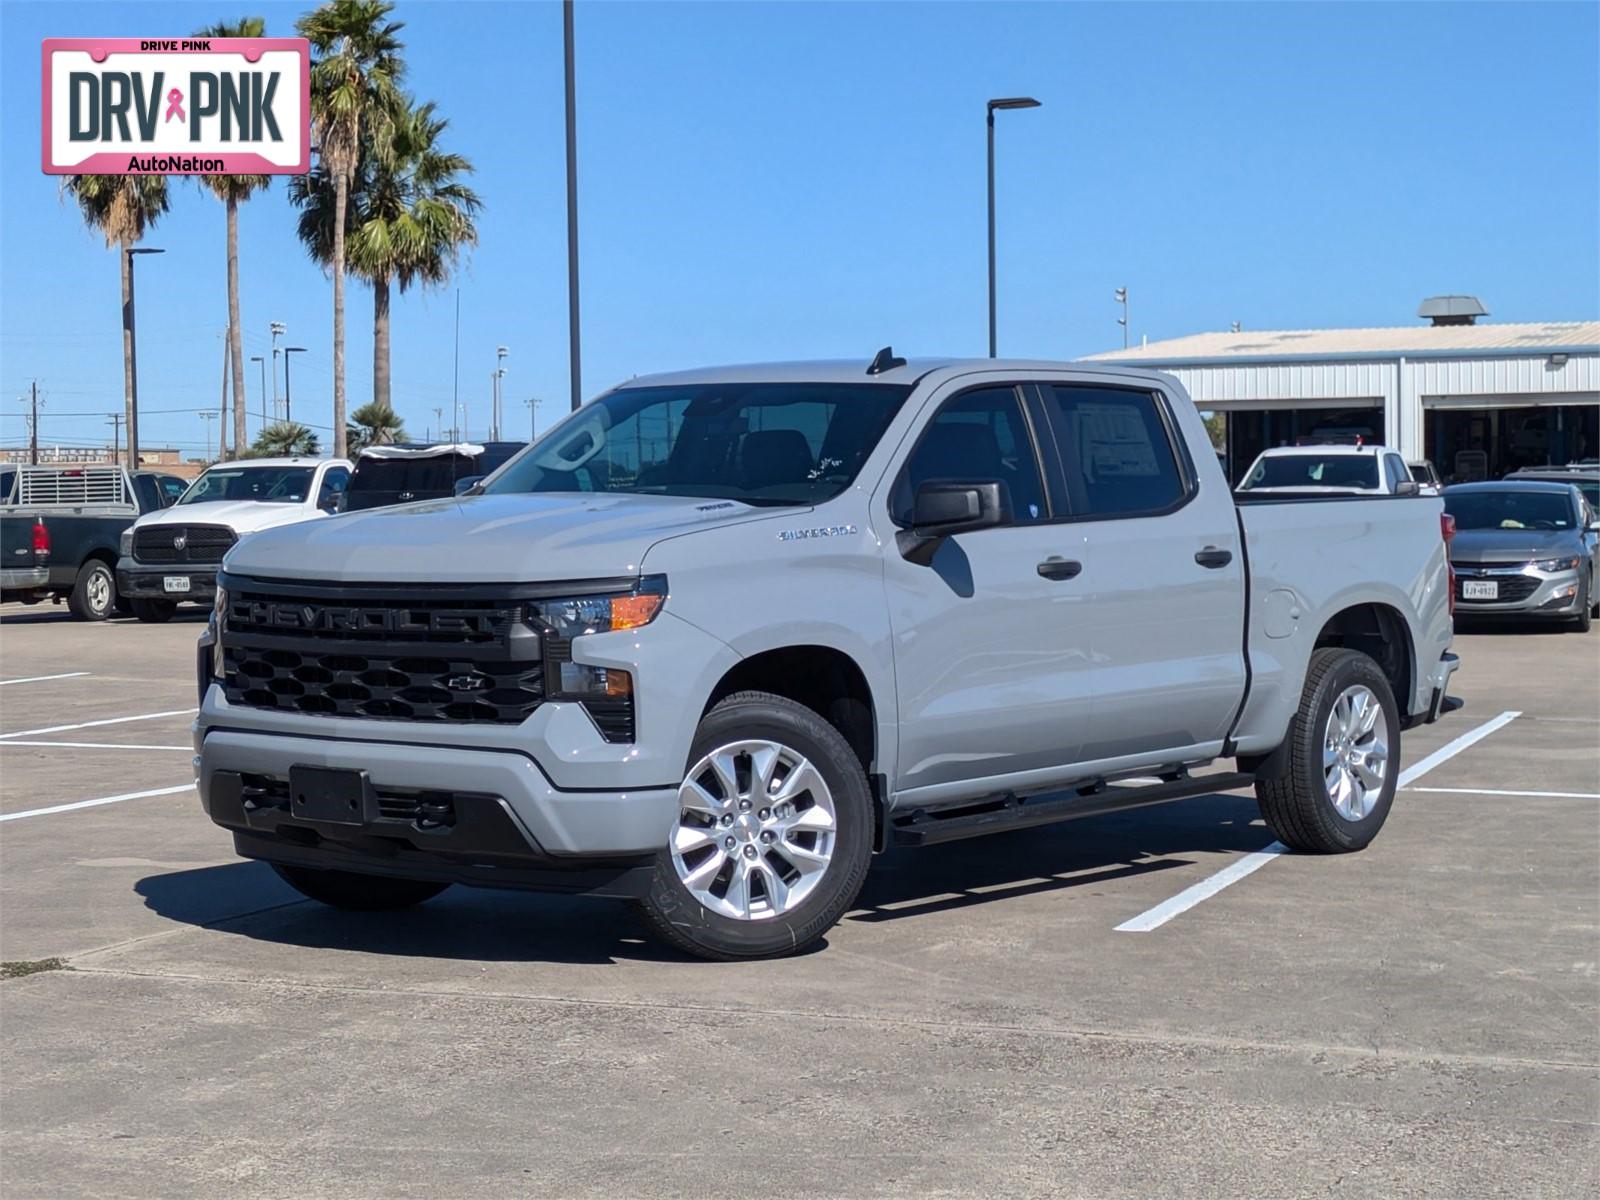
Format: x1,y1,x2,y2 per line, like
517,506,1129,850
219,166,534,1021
486,382,913,506
1243,454,1379,490
177,465,314,505
1515,475,1599,507
1408,464,1435,484
1444,490,1577,531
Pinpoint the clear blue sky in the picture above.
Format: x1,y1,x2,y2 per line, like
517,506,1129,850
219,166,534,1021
3,0,1597,458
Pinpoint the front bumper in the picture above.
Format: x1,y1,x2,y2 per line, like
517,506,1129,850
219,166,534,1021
1453,562,1585,617
118,558,218,601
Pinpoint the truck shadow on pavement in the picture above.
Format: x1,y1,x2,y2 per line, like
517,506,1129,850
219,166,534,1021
133,793,1269,964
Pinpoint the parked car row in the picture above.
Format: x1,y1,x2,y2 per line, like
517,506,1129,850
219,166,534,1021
0,440,526,622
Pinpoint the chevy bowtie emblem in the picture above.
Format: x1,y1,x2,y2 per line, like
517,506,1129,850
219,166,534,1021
172,534,187,550
446,675,487,691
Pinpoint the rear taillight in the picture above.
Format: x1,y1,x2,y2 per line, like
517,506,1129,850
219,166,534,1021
31,518,50,557
1441,513,1456,617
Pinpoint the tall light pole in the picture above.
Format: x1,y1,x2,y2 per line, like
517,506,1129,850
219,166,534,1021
986,97,1039,358
125,246,164,465
199,410,218,463
432,406,444,443
494,345,508,439
270,321,286,420
564,0,583,412
19,382,42,465
525,395,542,442
283,347,307,427
1115,287,1129,349
249,355,267,431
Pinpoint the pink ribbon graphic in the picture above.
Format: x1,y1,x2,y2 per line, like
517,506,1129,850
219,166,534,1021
164,88,185,123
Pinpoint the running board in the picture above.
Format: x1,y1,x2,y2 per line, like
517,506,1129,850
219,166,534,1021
890,772,1257,847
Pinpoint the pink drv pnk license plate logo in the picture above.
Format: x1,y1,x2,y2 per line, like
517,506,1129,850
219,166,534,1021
42,38,310,175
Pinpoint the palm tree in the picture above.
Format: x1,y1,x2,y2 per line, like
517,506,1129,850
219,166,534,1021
297,0,406,461
61,174,169,468
292,98,480,410
347,400,406,451
195,16,271,462
250,421,321,457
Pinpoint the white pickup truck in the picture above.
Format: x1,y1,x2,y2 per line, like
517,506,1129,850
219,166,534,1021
196,356,1460,959
117,457,349,621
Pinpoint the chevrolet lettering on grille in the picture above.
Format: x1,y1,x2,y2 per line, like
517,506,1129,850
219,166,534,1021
231,599,514,638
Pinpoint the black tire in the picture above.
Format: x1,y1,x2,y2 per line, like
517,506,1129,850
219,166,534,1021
130,598,177,623
634,691,874,961
1571,578,1592,632
1254,647,1401,854
272,863,450,911
67,559,116,621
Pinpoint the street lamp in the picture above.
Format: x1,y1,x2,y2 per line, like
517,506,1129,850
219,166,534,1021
564,0,582,412
270,321,285,420
494,345,508,439
986,97,1040,358
125,246,165,465
249,355,267,429
282,347,307,426
1115,287,1129,349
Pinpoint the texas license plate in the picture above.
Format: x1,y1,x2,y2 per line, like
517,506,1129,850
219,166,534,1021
163,575,191,594
287,765,371,826
1463,580,1498,600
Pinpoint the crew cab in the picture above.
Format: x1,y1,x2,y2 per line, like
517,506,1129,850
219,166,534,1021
0,465,186,620
196,355,1459,959
118,457,349,621
1239,445,1419,496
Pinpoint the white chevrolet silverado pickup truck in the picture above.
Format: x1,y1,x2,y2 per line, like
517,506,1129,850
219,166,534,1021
195,354,1460,959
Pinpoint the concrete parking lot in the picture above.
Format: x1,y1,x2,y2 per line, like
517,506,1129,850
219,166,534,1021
1,603,1596,1198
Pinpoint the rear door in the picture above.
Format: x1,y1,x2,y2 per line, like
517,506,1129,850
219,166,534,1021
1032,380,1247,765
878,381,1093,802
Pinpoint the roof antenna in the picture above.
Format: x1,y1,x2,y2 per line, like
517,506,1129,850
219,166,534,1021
866,346,906,376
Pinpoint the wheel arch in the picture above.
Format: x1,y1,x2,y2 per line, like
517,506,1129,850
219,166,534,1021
1310,601,1415,719
703,644,879,775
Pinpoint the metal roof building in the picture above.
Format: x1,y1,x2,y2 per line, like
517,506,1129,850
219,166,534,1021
1085,304,1599,483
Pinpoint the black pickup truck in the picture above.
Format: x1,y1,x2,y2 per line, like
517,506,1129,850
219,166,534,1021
1,465,187,620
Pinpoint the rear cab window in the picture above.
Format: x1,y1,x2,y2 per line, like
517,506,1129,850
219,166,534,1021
1037,385,1190,518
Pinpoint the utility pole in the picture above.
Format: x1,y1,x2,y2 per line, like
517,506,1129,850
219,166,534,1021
199,410,218,463
432,406,444,444
219,326,232,460
525,395,542,441
105,413,124,466
270,321,285,421
125,246,164,466
1115,287,1129,349
564,0,583,412
250,355,267,436
26,380,40,465
452,289,460,437
283,347,307,426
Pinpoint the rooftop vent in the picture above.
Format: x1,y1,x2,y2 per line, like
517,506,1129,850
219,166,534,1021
1418,295,1488,326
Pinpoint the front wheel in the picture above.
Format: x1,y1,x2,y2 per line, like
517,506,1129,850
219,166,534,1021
1255,647,1401,853
634,691,874,961
1571,578,1592,632
272,864,450,910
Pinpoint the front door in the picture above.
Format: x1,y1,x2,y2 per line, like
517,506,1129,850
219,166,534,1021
878,383,1094,805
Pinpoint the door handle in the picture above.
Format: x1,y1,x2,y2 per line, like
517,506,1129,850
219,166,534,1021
1037,557,1082,581
1194,547,1233,569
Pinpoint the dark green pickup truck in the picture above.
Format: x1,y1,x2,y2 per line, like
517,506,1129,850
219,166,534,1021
1,465,188,620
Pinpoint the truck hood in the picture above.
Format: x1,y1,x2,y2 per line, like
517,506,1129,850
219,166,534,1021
224,492,786,583
134,500,322,535
1450,527,1582,564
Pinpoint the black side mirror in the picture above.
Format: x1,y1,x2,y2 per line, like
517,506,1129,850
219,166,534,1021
453,475,486,497
1394,480,1421,497
898,481,1005,564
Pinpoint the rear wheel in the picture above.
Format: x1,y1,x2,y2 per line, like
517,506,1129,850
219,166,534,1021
634,691,873,960
272,864,450,911
1255,647,1400,853
67,560,116,621
130,598,177,623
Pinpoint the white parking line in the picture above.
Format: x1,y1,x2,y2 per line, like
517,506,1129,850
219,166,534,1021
0,708,196,740
0,672,91,686
1115,710,1522,933
0,783,195,823
0,740,193,751
1406,786,1599,800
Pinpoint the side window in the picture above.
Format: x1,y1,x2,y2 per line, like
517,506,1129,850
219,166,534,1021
1042,386,1187,517
131,473,160,512
894,387,1047,525
317,467,350,510
160,476,187,505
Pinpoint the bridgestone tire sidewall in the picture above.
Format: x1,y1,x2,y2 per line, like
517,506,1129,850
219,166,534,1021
641,693,873,960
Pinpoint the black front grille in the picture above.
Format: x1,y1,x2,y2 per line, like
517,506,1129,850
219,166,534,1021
222,644,545,723
134,524,236,565
1456,573,1541,603
225,589,522,645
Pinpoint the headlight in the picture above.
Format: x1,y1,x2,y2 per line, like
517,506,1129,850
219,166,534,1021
527,575,667,639
1533,555,1581,572
120,529,134,558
